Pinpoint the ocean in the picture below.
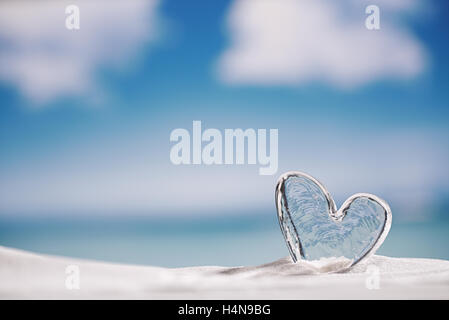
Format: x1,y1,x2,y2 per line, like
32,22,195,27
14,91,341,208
0,213,448,267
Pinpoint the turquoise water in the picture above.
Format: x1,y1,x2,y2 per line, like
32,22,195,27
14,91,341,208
0,214,448,267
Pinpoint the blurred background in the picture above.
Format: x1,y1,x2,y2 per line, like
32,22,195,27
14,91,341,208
0,0,448,267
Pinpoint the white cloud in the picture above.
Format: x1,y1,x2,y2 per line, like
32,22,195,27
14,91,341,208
0,0,160,105
217,0,427,88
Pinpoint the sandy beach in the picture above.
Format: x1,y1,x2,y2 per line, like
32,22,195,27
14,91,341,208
1,245,448,299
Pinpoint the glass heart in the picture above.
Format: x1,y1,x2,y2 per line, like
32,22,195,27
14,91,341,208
275,171,392,269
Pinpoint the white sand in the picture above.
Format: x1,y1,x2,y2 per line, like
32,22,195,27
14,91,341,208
1,245,448,299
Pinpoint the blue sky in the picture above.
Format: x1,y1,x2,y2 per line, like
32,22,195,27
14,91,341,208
0,0,448,222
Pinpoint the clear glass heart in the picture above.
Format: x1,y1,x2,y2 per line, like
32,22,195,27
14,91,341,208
275,172,392,271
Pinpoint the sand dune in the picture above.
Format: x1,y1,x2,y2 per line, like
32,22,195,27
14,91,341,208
1,245,448,299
